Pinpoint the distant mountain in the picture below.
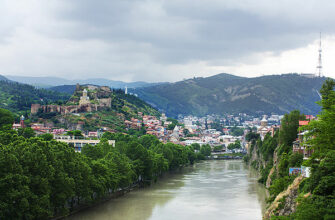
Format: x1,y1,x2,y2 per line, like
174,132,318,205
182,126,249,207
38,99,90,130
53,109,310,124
134,73,327,117
0,75,70,114
48,85,76,94
0,75,9,81
5,75,166,89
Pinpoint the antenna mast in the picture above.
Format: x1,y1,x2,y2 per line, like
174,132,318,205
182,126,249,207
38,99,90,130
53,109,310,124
316,32,323,77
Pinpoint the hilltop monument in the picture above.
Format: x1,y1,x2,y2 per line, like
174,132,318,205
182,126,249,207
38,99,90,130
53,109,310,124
79,89,90,106
31,85,112,115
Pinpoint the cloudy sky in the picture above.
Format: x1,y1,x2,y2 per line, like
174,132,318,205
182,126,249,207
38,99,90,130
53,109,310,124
0,0,335,82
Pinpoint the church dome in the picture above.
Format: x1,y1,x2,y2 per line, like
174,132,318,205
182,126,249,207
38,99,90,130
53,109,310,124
261,115,268,127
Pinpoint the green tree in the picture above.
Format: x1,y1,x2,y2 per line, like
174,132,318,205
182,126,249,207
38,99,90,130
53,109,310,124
82,144,104,160
227,140,241,150
278,110,305,148
245,131,260,142
139,134,160,149
213,145,224,151
183,128,190,136
200,144,211,156
167,124,176,130
191,143,201,151
230,126,244,136
288,152,303,168
17,127,35,138
40,133,54,141
304,79,335,155
67,130,83,137
0,108,14,129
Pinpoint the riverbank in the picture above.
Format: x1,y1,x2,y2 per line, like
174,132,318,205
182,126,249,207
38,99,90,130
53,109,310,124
55,184,138,220
59,163,201,220
65,160,267,220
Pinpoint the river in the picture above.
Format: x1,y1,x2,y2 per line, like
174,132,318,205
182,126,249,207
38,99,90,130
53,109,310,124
66,160,268,220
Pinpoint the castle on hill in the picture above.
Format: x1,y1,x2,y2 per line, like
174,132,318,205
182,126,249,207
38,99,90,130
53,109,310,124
31,84,112,115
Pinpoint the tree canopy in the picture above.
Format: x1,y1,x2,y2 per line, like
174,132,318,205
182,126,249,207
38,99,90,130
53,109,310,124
0,110,208,219
304,78,335,156
0,108,14,129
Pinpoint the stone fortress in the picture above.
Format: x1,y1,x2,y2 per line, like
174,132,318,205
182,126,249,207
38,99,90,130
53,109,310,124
31,84,112,115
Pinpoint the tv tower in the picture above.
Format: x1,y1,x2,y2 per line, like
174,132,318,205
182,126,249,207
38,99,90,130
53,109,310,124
316,32,323,77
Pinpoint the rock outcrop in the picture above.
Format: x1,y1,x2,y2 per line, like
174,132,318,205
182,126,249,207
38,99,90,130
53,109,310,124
264,175,305,219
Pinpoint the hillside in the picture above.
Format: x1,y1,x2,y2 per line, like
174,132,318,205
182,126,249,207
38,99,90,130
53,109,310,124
5,75,166,89
133,73,326,117
48,85,76,94
244,80,335,219
32,85,160,132
0,76,70,114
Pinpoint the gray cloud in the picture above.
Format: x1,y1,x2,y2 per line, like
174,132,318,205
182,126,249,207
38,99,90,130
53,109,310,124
0,0,334,82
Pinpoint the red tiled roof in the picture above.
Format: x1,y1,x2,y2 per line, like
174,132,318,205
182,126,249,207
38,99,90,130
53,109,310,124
299,121,309,126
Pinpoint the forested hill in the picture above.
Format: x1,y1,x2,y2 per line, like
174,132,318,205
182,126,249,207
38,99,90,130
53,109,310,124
0,73,159,121
48,85,76,94
0,75,70,114
133,73,326,117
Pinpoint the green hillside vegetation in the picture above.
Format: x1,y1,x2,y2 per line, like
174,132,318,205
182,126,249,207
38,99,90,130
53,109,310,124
135,73,325,117
0,76,70,115
48,85,76,94
0,109,207,219
245,79,335,219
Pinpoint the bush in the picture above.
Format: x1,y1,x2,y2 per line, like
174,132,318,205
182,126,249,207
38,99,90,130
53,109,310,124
288,152,303,167
268,176,294,202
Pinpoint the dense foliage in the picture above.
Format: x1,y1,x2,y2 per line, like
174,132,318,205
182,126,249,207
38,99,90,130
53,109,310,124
0,109,206,219
246,110,305,201
246,79,335,219
227,140,241,150
289,79,335,219
0,78,70,114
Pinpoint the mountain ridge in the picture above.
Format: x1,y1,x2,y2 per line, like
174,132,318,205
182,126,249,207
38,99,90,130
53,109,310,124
5,75,166,89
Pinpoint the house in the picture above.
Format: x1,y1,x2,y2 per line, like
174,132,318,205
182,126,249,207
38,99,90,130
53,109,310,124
87,131,98,138
292,120,314,159
31,123,52,134
54,135,115,152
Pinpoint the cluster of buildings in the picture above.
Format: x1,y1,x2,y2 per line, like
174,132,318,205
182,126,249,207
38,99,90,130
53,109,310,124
12,114,115,153
17,82,318,158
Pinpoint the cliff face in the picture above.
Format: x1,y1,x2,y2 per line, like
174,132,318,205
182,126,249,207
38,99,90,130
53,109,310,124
247,141,267,170
265,167,275,188
264,176,306,219
245,136,304,219
265,150,279,188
